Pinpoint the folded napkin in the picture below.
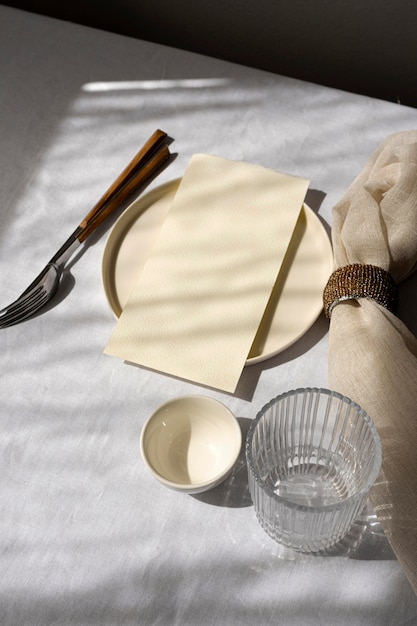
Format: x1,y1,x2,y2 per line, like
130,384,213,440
325,131,417,594
105,154,309,392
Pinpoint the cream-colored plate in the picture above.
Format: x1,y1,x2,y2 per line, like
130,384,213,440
102,179,333,365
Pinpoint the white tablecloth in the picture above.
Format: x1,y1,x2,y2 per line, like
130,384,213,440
1,6,417,625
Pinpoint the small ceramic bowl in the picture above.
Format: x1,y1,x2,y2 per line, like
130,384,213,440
140,395,242,493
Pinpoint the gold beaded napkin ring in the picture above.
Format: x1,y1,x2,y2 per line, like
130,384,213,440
323,263,399,319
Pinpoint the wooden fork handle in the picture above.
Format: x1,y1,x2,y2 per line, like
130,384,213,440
77,140,170,243
78,128,168,236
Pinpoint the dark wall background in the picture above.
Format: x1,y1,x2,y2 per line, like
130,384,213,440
2,0,416,108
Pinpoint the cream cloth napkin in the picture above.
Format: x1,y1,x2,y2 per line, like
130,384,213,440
105,154,309,392
327,130,417,594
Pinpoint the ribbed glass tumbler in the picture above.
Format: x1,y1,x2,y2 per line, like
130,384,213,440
246,388,382,552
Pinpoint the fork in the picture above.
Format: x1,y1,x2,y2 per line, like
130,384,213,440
0,129,172,328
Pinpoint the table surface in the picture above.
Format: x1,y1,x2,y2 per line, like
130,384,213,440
1,5,417,625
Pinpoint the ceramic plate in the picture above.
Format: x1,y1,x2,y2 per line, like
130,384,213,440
102,179,333,365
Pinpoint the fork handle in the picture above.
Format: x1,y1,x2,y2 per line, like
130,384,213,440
78,128,168,235
48,130,171,267
77,143,170,242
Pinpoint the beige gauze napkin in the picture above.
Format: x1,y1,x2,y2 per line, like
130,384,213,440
105,154,309,392
324,130,417,594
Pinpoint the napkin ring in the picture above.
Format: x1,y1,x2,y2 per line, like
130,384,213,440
323,263,399,319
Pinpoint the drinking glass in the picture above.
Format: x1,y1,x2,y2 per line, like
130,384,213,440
246,388,382,552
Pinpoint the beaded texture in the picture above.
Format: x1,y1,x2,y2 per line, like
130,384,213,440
323,263,399,319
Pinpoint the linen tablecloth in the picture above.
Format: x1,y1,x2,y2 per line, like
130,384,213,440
1,5,417,624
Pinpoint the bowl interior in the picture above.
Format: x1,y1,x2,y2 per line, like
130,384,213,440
141,396,241,488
